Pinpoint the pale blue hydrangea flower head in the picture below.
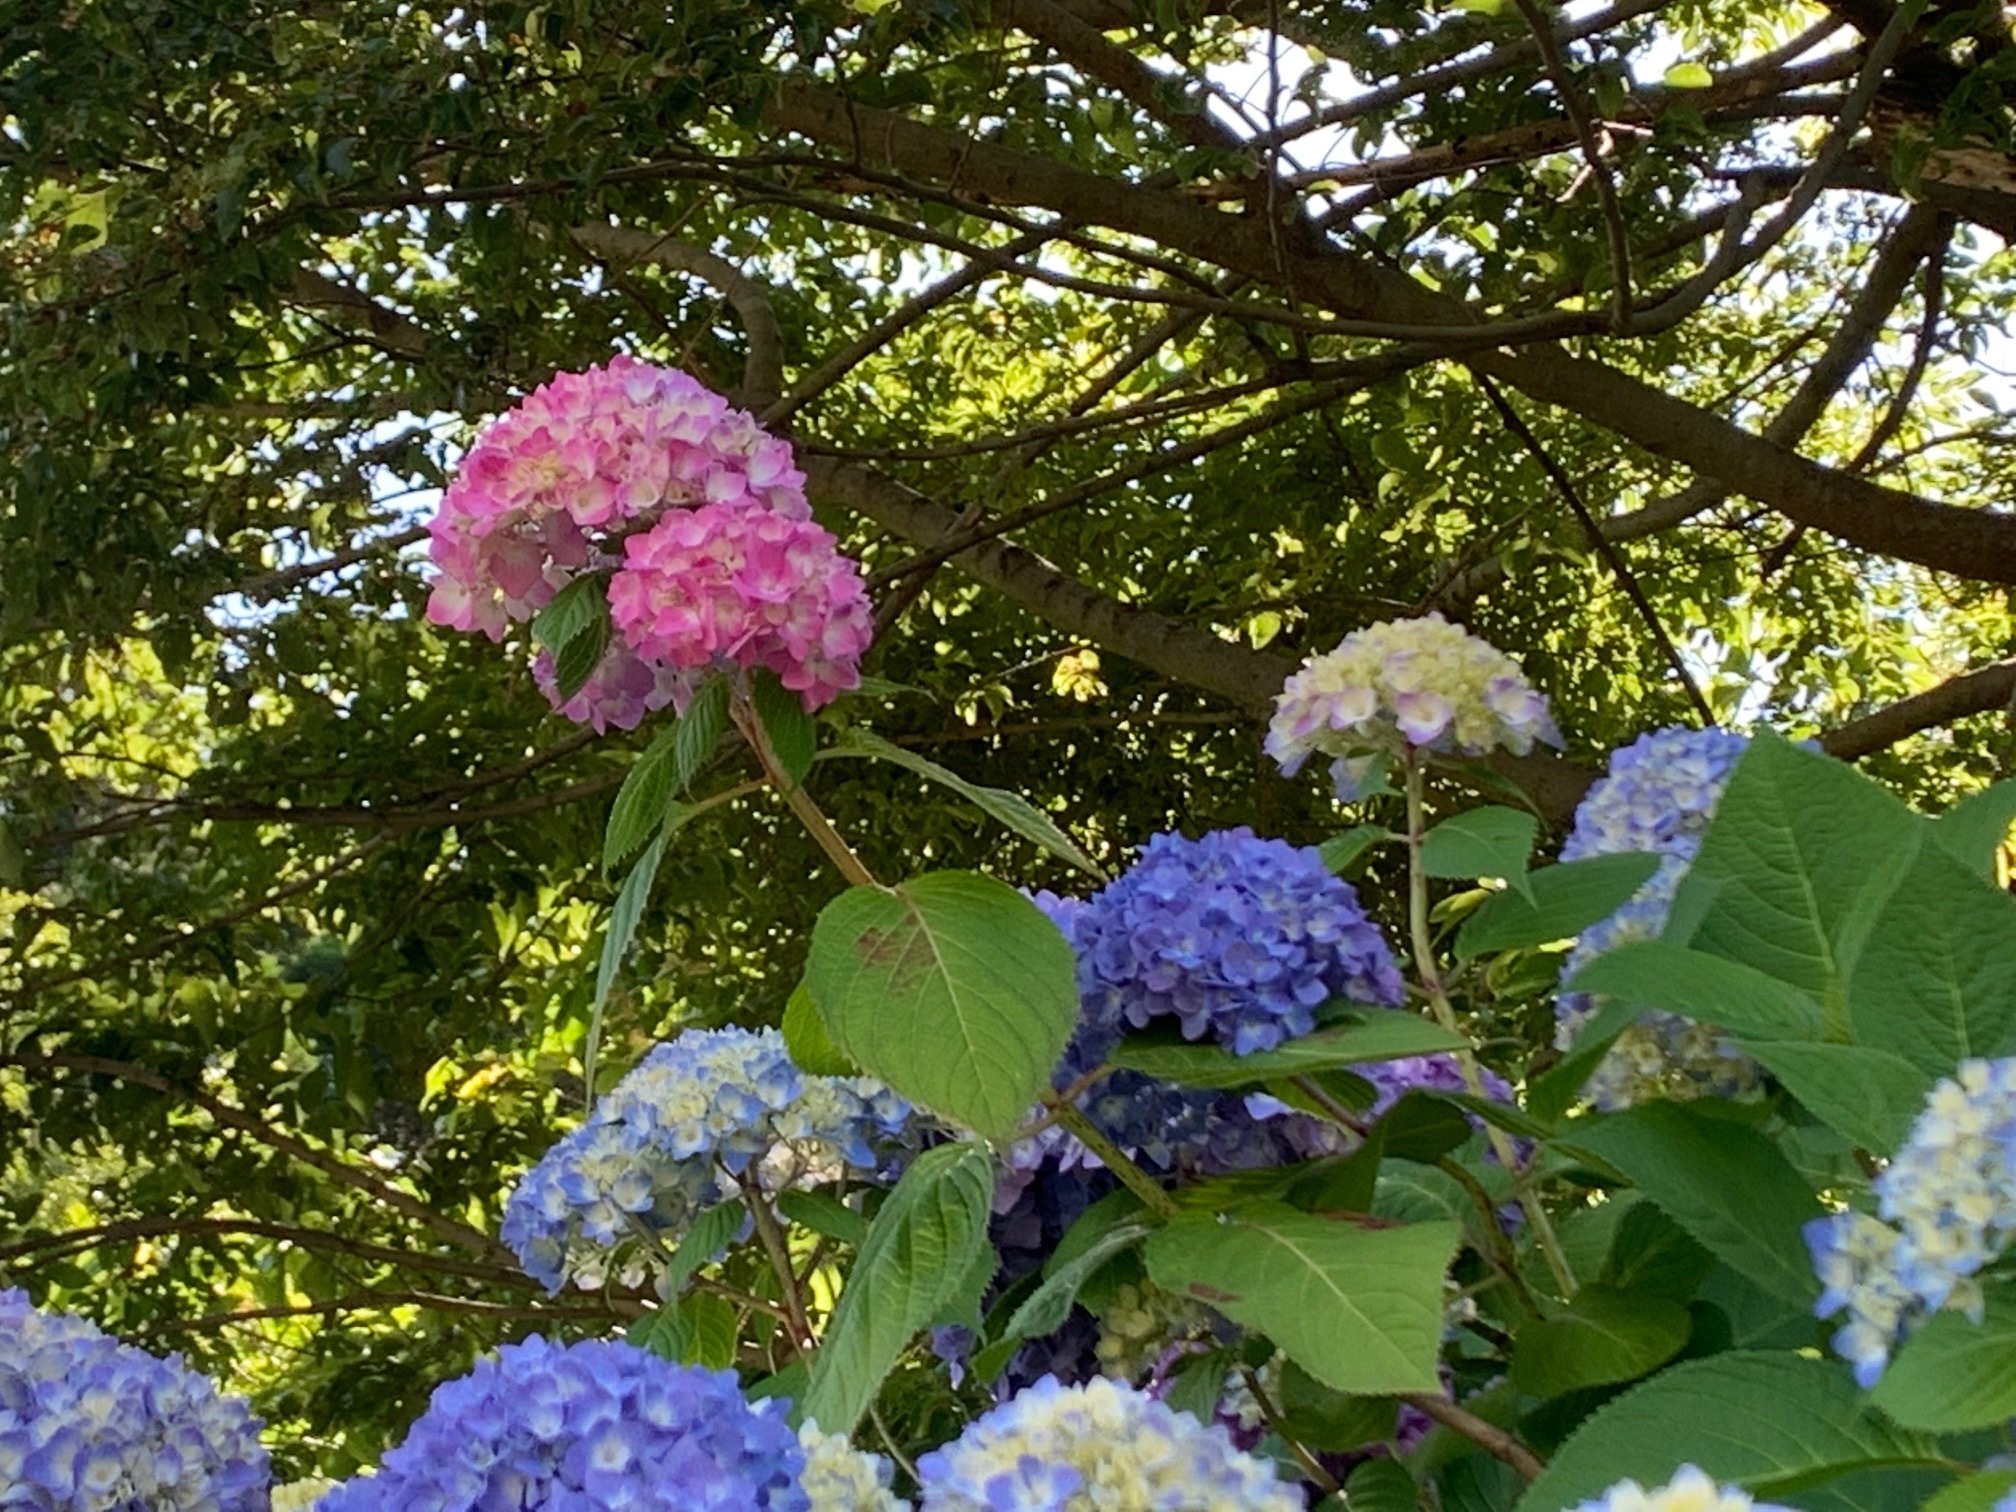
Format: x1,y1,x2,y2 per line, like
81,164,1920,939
502,1026,912,1292
1554,727,1760,1109
1567,1465,1793,1512
1076,828,1403,1056
315,1337,807,1512
914,1375,1302,1511
1267,612,1557,776
795,1422,905,1512
1809,1057,2016,1384
0,1288,271,1512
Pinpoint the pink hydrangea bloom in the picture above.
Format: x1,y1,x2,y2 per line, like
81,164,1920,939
425,356,809,640
530,643,700,734
608,503,874,711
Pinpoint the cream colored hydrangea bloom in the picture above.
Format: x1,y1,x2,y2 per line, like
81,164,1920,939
270,1479,339,1512
1267,612,1556,778
1569,1466,1791,1512
798,1421,907,1512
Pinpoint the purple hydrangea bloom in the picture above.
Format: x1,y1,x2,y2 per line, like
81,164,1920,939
0,1288,270,1512
1555,727,1759,1109
316,1337,807,1512
1076,828,1402,1057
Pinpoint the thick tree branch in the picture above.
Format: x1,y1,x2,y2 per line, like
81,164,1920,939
762,78,2016,584
1820,659,2016,759
569,224,786,410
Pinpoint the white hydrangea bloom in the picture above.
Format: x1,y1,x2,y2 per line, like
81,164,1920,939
797,1422,907,1512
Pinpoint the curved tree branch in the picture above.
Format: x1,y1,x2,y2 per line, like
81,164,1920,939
1820,659,2016,759
569,224,786,411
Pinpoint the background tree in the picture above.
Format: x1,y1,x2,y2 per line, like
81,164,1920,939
3,0,2015,1478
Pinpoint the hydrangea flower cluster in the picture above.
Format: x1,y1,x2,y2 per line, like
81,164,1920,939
914,1375,1303,1512
502,1026,911,1292
0,1288,271,1512
315,1338,808,1511
1076,828,1403,1055
1566,1466,1790,1512
1807,1058,2016,1386
425,356,872,725
1553,727,1761,1110
608,503,873,711
531,642,699,734
796,1423,906,1512
1267,612,1557,777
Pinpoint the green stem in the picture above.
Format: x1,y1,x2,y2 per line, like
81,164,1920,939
1055,1105,1179,1220
1404,758,1578,1298
731,693,877,888
744,1188,817,1355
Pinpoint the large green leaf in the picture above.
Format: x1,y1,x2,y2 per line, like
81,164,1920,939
1509,1285,1691,1398
1933,780,2016,878
1673,734,1920,1033
750,668,817,785
1561,1103,1821,1306
1421,805,1538,893
1737,1040,1929,1156
1846,839,2016,1075
1922,1473,2016,1512
782,982,859,1076
1143,1202,1457,1394
1455,854,1661,960
1871,1289,2016,1431
799,1142,994,1433
1106,1013,1466,1089
1517,1353,1941,1510
1564,941,1825,1042
660,1198,745,1295
804,871,1078,1140
531,575,613,702
830,729,1105,878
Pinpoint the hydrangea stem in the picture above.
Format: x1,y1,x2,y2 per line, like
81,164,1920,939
1054,1105,1180,1220
744,1186,818,1355
1403,757,1578,1299
730,693,877,888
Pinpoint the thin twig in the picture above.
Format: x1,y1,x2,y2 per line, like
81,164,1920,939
1397,1390,1546,1479
1478,376,1717,727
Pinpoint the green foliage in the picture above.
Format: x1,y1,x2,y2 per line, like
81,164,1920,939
805,871,1077,1140
1144,1204,1458,1394
799,1141,994,1434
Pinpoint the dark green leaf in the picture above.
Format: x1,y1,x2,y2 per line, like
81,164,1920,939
800,1142,995,1433
1921,1473,2016,1512
1517,1353,1941,1510
662,1198,745,1295
1421,805,1539,895
593,834,663,1012
1144,1202,1458,1394
829,729,1104,877
1565,942,1826,1043
1561,1103,1822,1306
1932,781,2016,878
529,574,604,656
1510,1286,1691,1397
775,1189,867,1246
1106,1013,1466,1089
1738,1040,1929,1155
1344,1460,1419,1512
551,605,612,702
1455,854,1661,960
1598,1202,1715,1302
1319,824,1392,874
1871,1288,2016,1431
998,1221,1153,1345
783,982,860,1076
751,669,817,786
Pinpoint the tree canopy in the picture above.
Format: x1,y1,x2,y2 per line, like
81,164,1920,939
5,0,2016,1482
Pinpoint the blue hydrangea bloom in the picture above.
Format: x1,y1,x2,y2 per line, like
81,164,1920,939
0,1288,270,1512
1808,1058,2016,1385
316,1337,807,1512
1555,727,1760,1109
502,1026,911,1292
915,1375,1302,1511
1076,828,1402,1057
